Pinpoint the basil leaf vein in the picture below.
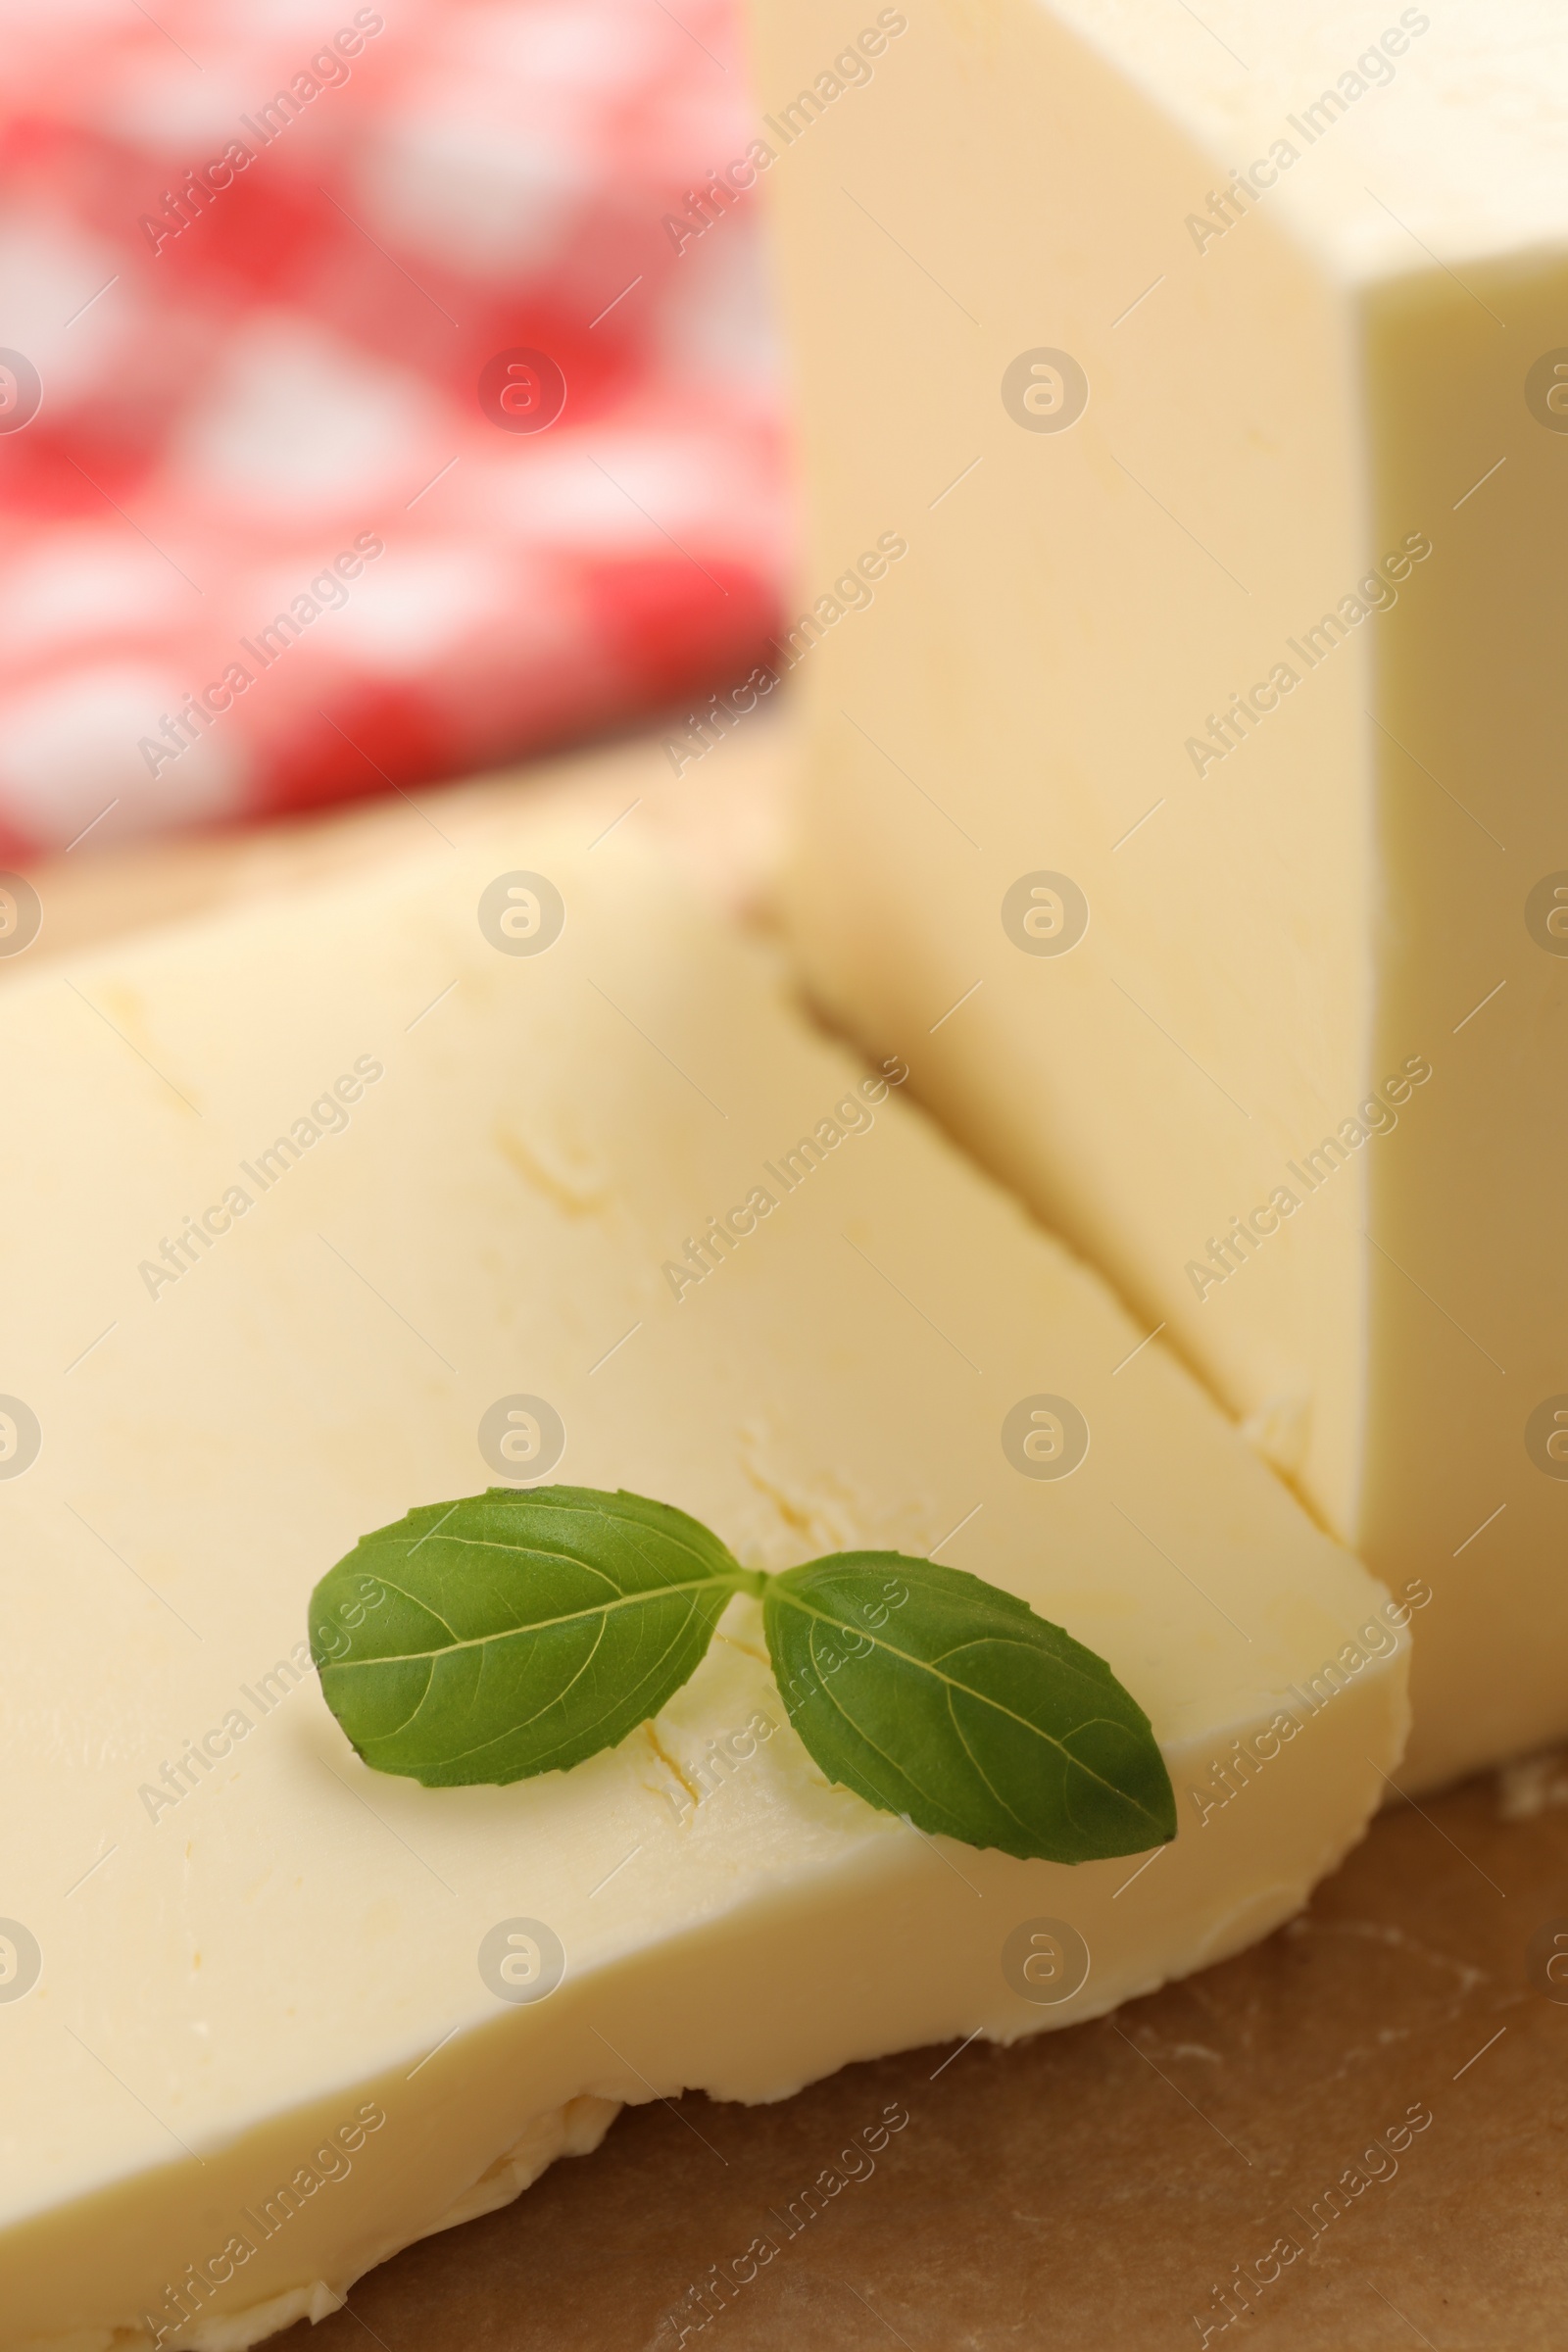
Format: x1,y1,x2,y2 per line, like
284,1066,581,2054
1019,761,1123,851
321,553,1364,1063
763,1553,1176,1864
310,1489,1176,1867
309,1487,751,1787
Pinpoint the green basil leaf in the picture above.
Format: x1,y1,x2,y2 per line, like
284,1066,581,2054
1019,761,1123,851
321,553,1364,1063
763,1552,1176,1864
309,1486,750,1787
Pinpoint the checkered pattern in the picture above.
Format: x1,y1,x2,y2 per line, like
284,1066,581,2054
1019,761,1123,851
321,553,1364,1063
0,0,784,853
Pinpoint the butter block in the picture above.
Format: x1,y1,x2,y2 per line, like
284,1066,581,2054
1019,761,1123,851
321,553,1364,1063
0,823,1405,2350
742,0,1566,1787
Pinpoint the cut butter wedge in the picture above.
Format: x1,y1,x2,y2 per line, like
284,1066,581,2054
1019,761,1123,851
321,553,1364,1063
741,0,1564,1788
0,825,1406,2351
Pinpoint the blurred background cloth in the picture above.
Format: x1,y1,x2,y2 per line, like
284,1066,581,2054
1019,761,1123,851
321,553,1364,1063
0,0,786,857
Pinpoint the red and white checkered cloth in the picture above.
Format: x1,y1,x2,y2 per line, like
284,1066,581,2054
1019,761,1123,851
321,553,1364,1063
0,0,785,855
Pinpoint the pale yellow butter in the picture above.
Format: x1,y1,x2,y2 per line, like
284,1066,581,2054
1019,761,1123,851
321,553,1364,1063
743,0,1564,1788
0,828,1404,2347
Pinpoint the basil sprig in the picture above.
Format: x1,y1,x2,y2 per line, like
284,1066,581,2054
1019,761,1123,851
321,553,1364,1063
309,1486,1175,1865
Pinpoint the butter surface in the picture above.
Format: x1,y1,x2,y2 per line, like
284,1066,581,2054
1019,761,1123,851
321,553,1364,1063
744,0,1564,1788
0,826,1405,2348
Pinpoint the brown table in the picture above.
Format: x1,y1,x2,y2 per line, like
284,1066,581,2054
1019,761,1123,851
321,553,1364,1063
278,1761,1568,2352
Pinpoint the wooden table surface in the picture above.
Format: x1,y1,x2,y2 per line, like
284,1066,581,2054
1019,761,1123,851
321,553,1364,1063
277,1758,1568,2352
13,721,1561,2352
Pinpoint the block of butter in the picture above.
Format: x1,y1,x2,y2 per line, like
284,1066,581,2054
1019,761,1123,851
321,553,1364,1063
0,824,1406,2350
739,0,1567,1790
